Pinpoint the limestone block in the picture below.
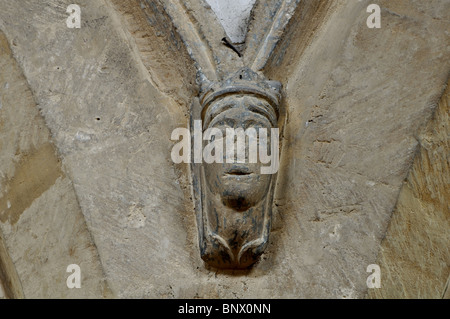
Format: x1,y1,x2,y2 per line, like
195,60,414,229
205,0,256,44
368,81,449,299
0,0,447,299
0,30,110,298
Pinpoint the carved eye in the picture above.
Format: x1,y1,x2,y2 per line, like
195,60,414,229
217,125,231,137
206,105,236,129
243,119,258,130
213,118,235,130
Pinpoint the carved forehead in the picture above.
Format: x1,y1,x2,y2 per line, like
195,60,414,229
207,108,273,131
202,94,278,129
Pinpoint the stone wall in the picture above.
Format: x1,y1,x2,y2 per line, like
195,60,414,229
368,80,449,299
0,30,110,298
0,0,448,298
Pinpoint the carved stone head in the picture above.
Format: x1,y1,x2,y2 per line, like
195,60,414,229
195,68,282,269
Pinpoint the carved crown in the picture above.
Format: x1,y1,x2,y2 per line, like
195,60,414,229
200,67,282,121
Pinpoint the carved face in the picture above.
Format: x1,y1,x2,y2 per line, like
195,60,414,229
203,95,276,211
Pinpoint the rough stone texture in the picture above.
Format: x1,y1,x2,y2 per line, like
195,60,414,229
205,0,256,44
0,30,110,298
0,0,448,298
1,0,195,298
156,0,247,79
368,81,449,299
445,279,450,299
108,0,197,110
264,0,449,298
0,282,4,299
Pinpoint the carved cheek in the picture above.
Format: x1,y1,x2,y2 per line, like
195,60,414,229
203,163,223,195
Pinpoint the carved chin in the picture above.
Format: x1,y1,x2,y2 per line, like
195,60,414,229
217,175,271,210
198,168,274,269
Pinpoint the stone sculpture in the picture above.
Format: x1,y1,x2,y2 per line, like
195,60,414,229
193,67,282,268
180,1,299,269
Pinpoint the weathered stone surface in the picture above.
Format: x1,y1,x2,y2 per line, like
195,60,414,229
0,30,110,298
109,0,197,110
368,81,449,299
205,0,256,44
0,0,448,298
1,0,194,298
263,0,449,298
193,68,282,269
444,279,450,299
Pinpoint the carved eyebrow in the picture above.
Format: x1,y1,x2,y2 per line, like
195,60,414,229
203,103,236,129
208,116,235,130
243,118,271,130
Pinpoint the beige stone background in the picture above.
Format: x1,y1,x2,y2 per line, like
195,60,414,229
0,0,448,299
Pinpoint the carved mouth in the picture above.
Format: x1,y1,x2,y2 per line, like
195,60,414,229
226,171,251,176
225,169,254,176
